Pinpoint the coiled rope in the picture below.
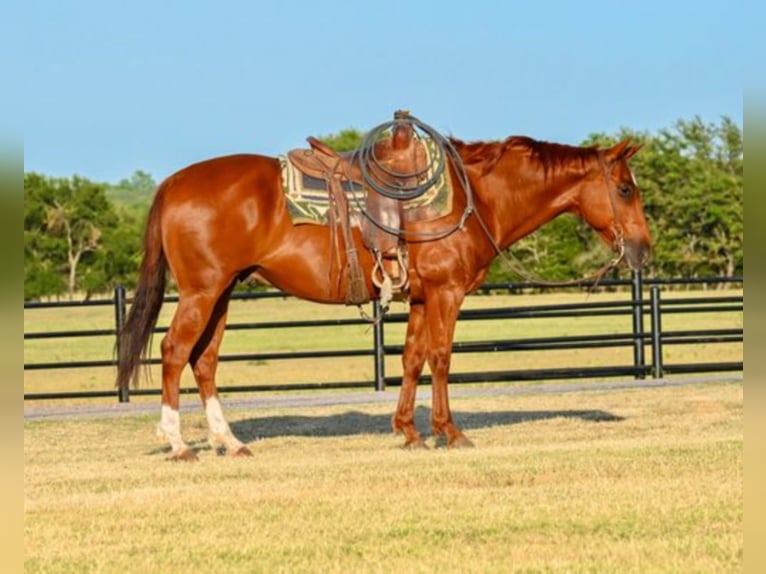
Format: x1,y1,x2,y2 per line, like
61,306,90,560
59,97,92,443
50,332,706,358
346,113,475,241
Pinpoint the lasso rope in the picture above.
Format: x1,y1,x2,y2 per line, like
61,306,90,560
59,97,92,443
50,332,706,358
345,114,475,241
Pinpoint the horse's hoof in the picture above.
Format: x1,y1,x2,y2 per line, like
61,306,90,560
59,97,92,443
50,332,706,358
227,445,253,457
168,448,198,462
448,434,475,449
401,437,429,450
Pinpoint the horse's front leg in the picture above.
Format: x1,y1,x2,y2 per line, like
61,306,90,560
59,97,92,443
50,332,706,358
392,302,428,449
423,285,474,448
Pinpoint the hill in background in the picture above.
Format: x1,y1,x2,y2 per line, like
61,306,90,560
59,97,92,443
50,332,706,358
105,170,156,211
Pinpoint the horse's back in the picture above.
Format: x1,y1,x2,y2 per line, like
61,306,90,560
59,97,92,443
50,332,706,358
160,153,280,198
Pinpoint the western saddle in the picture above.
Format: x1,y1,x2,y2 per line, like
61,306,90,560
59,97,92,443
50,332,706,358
287,111,428,308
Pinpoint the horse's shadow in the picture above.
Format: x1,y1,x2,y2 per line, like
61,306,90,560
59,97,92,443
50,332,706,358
228,405,624,443
147,406,623,455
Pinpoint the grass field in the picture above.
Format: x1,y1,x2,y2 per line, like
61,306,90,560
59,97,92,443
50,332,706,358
24,379,743,572
23,289,743,403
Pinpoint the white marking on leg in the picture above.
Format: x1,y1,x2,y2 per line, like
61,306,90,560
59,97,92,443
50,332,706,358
205,396,230,437
157,404,188,453
205,396,245,452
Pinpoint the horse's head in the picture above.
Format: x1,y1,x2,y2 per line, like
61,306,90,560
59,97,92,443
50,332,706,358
576,139,651,270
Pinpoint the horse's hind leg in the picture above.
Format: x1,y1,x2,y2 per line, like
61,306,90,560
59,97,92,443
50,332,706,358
190,285,251,457
158,290,222,461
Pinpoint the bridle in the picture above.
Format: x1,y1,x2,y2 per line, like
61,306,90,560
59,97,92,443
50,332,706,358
597,149,626,266
478,149,626,289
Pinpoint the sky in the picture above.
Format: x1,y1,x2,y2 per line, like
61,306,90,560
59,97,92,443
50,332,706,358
20,0,744,184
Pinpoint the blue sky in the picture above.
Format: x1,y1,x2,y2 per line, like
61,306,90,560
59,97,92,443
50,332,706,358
21,0,743,183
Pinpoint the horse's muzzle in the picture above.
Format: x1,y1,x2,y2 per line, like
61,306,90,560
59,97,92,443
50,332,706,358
623,238,651,270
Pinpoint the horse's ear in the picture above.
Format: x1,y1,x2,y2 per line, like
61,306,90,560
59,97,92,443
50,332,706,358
605,139,633,162
606,139,643,162
623,142,643,160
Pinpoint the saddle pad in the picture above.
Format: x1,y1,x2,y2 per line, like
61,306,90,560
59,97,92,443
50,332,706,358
279,141,454,227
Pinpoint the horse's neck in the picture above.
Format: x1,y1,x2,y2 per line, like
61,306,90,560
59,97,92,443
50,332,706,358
470,157,582,250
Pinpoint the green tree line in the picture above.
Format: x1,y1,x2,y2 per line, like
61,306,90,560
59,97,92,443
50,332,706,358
23,116,742,301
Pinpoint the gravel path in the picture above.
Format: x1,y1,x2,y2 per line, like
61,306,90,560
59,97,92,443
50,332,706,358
24,374,742,422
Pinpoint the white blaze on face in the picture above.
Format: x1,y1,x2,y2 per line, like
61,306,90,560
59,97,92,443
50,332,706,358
629,168,638,187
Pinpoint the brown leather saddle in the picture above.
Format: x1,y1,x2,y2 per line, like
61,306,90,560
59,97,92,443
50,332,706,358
287,112,427,306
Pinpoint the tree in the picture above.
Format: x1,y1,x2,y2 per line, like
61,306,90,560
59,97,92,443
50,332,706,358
105,170,157,212
619,116,743,279
317,128,364,152
81,209,144,295
24,252,66,301
24,173,118,299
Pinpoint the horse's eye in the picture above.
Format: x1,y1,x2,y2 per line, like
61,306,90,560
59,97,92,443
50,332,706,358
618,184,633,198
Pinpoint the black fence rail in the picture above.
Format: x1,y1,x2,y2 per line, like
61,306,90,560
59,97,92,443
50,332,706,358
23,272,743,401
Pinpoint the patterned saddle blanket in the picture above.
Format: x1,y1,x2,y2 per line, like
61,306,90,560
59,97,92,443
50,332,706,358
279,141,454,227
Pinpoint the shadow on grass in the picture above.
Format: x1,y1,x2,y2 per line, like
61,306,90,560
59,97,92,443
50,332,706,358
229,405,624,442
146,406,623,455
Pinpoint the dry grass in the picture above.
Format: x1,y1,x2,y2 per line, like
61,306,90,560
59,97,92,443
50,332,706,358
24,289,743,403
24,380,743,572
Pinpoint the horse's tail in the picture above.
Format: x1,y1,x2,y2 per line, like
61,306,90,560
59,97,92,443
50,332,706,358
116,186,168,392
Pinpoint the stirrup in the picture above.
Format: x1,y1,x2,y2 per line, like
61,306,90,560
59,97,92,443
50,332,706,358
372,251,394,311
372,248,409,310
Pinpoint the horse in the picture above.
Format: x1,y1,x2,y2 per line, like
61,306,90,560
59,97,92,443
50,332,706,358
116,130,650,460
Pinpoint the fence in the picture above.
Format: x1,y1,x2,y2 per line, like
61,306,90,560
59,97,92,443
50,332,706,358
24,272,743,402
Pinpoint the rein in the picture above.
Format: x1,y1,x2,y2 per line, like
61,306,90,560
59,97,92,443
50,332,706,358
473,149,626,290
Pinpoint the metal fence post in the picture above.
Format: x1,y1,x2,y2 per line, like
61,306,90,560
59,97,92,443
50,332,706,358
650,286,664,379
372,300,386,391
114,285,129,403
631,270,645,379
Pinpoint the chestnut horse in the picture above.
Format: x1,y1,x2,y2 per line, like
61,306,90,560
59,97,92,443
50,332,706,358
117,134,650,460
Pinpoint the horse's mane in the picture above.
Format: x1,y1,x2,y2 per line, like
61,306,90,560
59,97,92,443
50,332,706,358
450,135,599,177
